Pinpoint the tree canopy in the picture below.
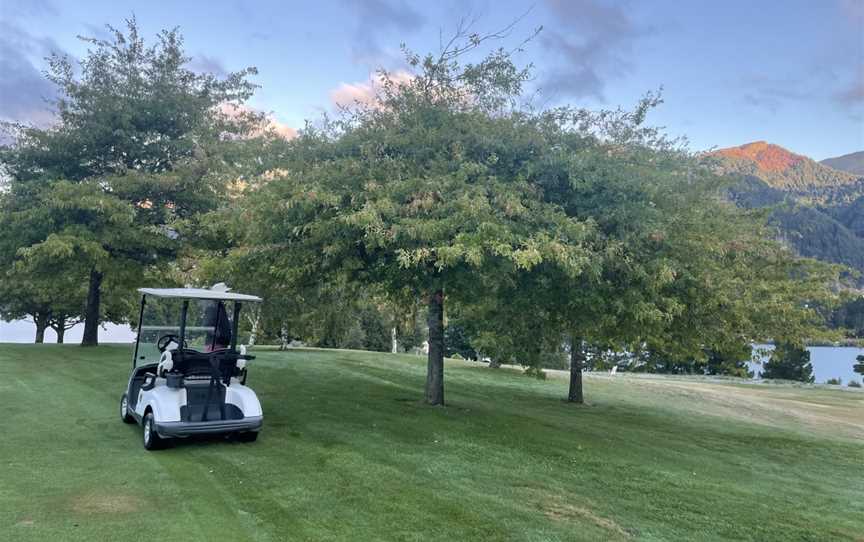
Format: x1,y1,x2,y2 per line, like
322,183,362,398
0,18,263,345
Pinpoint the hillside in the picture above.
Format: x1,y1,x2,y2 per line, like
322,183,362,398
714,141,860,202
713,142,864,283
0,344,862,541
822,150,864,176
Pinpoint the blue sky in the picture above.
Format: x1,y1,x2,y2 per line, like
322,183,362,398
1,0,862,160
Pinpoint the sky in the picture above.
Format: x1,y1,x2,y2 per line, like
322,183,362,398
0,0,862,160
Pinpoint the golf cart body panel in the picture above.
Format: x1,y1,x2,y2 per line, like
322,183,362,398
122,285,264,449
156,416,263,438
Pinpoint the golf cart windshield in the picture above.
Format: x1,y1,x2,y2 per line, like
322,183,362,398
132,288,262,368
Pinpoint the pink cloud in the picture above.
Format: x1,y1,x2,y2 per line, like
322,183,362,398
219,103,297,140
329,70,414,109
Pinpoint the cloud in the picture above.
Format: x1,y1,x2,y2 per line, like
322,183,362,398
219,103,297,140
740,74,814,113
266,116,298,139
188,54,229,77
840,0,864,24
741,69,863,113
2,0,57,19
329,70,414,109
539,0,648,101
0,20,64,127
343,0,426,66
836,79,864,106
742,1,862,113
248,31,271,42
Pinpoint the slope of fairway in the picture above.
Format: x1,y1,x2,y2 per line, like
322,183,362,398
0,345,861,541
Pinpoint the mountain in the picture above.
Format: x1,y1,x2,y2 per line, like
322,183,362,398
711,141,864,285
821,151,864,176
713,142,861,203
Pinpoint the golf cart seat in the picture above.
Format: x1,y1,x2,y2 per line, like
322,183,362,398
171,349,246,383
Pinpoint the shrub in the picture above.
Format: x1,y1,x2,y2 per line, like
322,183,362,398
524,366,547,380
848,380,862,388
854,355,864,376
761,342,815,383
825,378,842,385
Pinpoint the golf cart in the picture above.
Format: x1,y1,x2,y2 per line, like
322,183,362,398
120,285,263,450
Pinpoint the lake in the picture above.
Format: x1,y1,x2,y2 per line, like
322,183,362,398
0,319,135,344
750,344,863,387
2,319,862,385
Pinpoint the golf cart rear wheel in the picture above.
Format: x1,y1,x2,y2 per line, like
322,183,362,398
120,394,135,424
237,432,258,443
142,412,164,450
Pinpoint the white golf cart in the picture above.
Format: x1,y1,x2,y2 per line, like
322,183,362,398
120,285,263,450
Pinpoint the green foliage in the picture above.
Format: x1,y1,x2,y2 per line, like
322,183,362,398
458,99,838,382
830,295,864,338
523,365,547,380
761,342,815,383
443,322,476,360
854,355,864,376
848,379,862,388
705,344,754,378
825,378,842,385
236,34,599,402
0,18,262,343
720,156,864,288
770,203,864,284
716,151,861,200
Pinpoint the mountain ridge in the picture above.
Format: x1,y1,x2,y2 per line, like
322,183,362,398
712,141,864,285
821,150,864,176
712,141,858,196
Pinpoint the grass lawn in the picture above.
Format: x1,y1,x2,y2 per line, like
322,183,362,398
1,344,862,541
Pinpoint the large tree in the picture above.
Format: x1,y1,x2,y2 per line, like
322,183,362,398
443,98,840,403
0,18,260,345
240,31,597,405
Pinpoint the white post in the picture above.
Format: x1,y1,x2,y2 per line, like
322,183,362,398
280,323,289,351
391,327,398,353
246,308,260,347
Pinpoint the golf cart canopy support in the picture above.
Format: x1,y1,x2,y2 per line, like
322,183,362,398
132,286,262,369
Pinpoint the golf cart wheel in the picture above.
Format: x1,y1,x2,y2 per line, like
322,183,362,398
142,412,164,450
237,432,258,443
120,394,135,424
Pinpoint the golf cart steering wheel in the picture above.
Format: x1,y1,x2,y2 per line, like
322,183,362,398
157,334,184,352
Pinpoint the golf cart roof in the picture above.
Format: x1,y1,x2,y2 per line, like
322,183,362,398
138,287,262,302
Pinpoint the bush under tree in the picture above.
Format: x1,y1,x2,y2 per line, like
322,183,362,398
761,343,815,383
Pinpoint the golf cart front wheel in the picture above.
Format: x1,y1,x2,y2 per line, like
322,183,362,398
120,394,135,424
142,412,164,450
236,432,258,443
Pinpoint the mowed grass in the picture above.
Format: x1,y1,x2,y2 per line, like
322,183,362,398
0,345,862,541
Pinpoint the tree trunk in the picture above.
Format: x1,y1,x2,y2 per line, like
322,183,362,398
50,316,67,344
34,314,49,344
568,336,585,403
81,269,103,347
391,327,398,353
425,289,445,405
